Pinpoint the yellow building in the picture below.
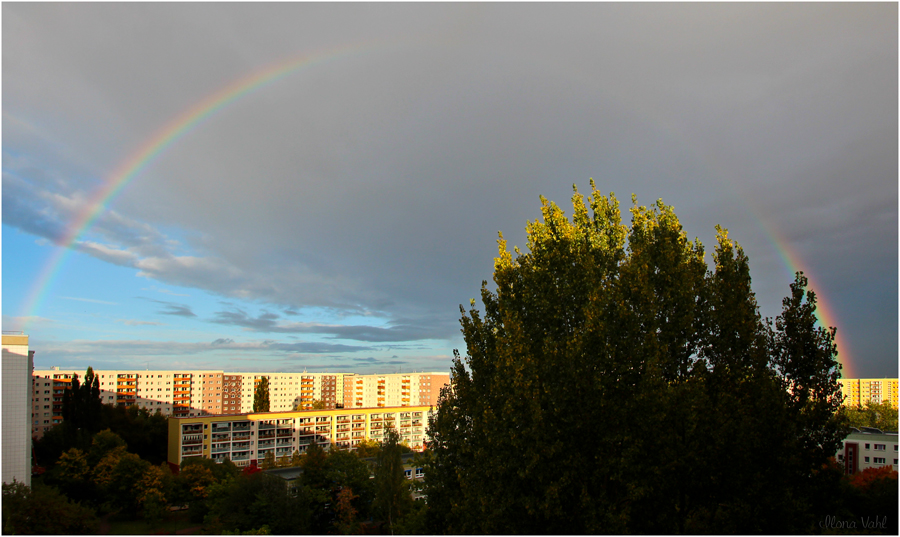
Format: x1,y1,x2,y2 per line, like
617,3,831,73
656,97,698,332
839,378,899,409
168,406,432,470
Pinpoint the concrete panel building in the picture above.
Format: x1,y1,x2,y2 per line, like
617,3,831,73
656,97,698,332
32,368,449,438
836,428,898,475
839,378,899,409
3,333,33,486
167,406,432,470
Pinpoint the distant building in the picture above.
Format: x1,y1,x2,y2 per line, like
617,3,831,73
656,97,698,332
836,428,898,475
3,333,33,486
839,378,899,409
31,368,449,438
167,406,432,470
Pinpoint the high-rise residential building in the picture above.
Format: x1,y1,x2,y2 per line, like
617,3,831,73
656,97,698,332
31,368,449,438
342,372,448,408
3,333,33,486
839,378,899,409
168,405,433,470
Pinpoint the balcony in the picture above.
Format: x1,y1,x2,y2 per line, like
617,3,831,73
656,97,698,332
211,445,231,454
276,428,293,437
182,435,203,445
258,431,276,439
211,434,231,443
232,423,251,431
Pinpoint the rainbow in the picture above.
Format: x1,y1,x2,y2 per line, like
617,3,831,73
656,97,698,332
749,214,856,379
18,43,372,330
17,41,855,379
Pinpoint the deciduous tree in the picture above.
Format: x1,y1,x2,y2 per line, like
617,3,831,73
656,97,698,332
425,184,848,533
373,426,412,533
253,377,270,412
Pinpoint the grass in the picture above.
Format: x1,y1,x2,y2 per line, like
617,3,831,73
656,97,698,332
103,510,198,535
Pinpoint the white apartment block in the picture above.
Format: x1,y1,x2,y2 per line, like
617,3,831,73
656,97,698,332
32,368,449,438
3,334,33,486
836,429,899,475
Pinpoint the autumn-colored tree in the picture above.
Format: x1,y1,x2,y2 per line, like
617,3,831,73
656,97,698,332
425,184,847,533
137,463,173,523
353,438,381,459
334,487,361,535
253,377,270,412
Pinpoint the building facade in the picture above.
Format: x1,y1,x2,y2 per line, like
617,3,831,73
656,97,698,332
839,378,899,409
3,334,33,486
836,428,898,475
167,406,432,470
32,368,449,438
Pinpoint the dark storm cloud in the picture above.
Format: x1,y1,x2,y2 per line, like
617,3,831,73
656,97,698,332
4,3,896,375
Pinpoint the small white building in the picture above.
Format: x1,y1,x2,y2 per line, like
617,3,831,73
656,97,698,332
836,427,898,475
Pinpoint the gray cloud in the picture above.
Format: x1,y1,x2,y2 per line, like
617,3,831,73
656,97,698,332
211,307,455,342
3,3,896,376
148,300,196,318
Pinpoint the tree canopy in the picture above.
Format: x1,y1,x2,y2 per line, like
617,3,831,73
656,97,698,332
424,184,847,534
253,377,271,413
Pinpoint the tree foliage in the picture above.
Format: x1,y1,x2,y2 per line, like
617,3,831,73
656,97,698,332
2,480,100,534
425,184,848,533
373,426,413,533
61,367,103,433
204,472,311,535
842,400,899,432
253,377,271,413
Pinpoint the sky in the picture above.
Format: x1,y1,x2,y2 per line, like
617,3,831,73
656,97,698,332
2,3,896,377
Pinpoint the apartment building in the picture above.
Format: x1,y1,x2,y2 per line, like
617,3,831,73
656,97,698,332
167,406,432,470
3,333,33,486
836,428,898,475
32,368,449,437
343,373,448,409
839,378,899,409
31,369,228,438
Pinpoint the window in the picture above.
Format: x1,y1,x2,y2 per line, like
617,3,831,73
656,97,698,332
865,444,870,450
864,457,870,463
874,444,886,451
874,457,886,464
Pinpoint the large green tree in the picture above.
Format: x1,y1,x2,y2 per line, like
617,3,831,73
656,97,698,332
425,184,847,534
373,426,413,533
253,377,271,413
